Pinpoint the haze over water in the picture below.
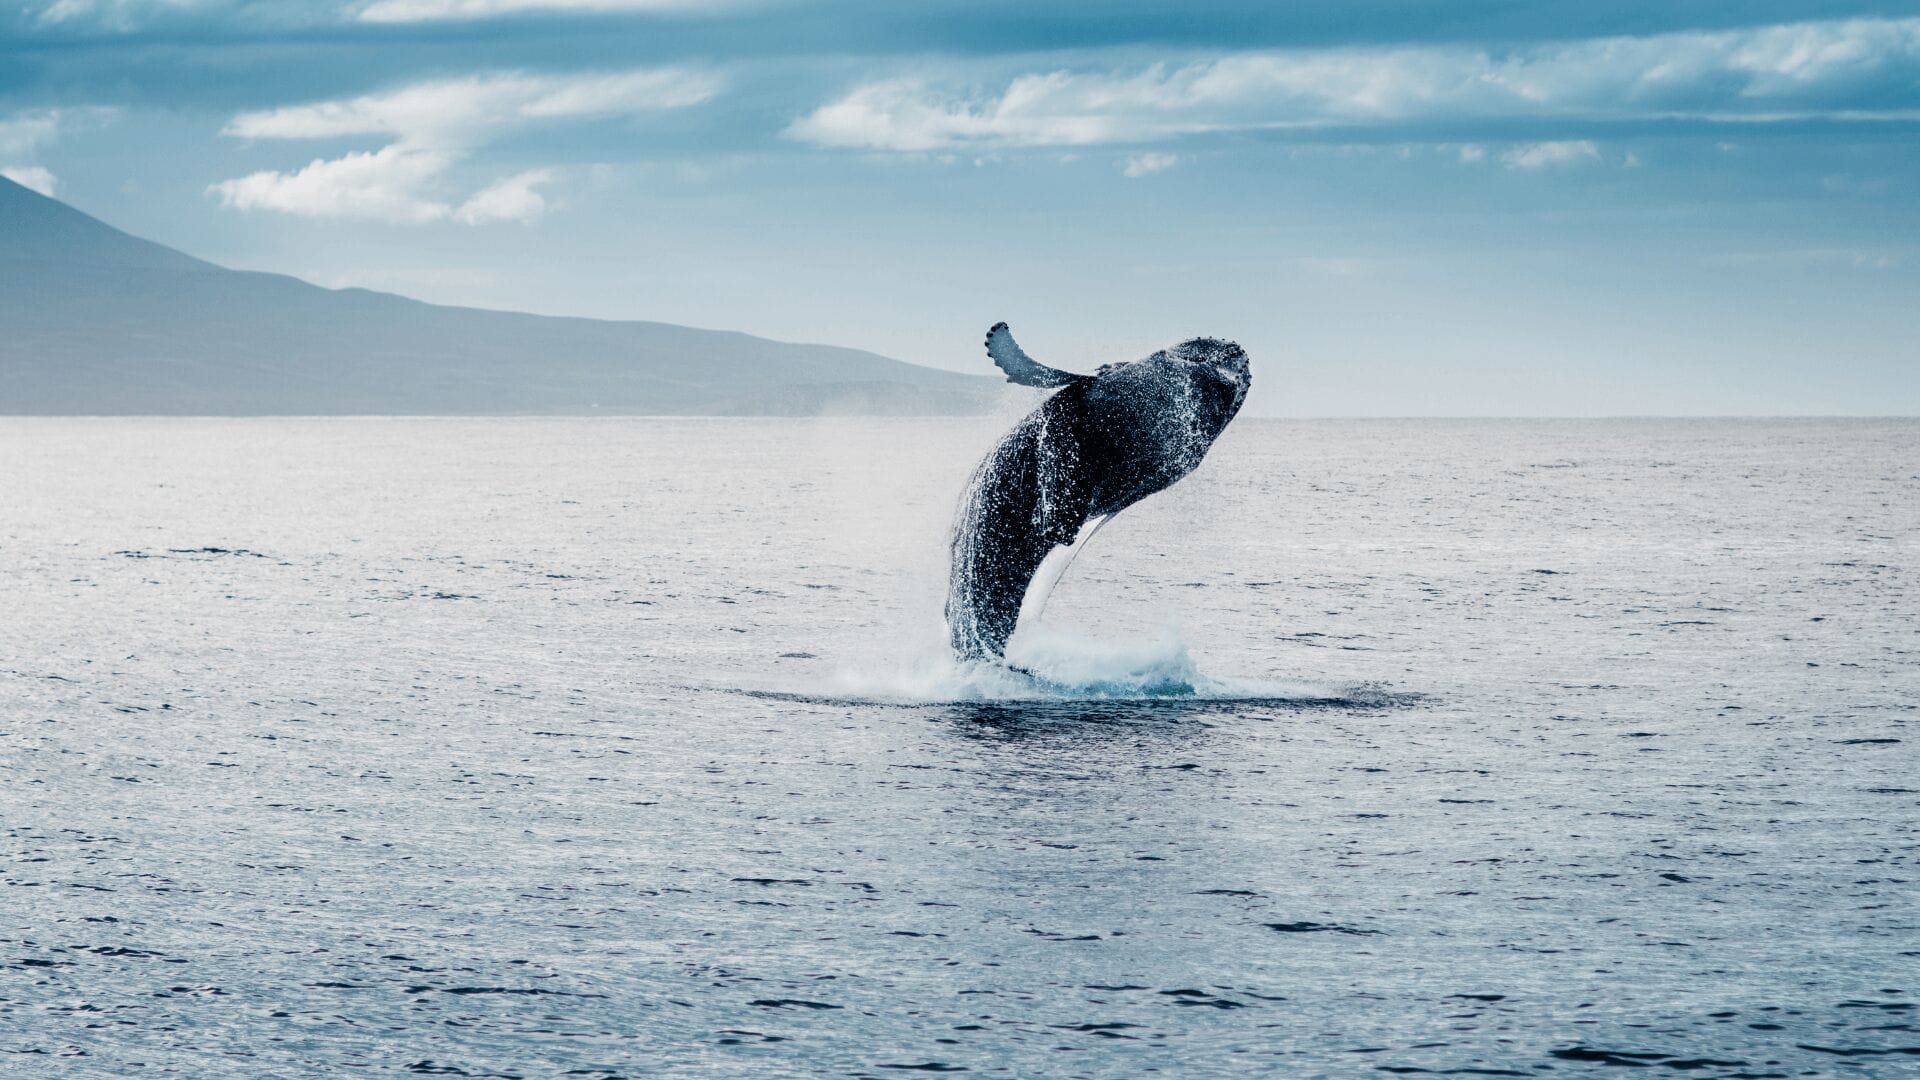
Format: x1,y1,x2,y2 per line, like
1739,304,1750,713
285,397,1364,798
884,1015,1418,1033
2,417,1915,1077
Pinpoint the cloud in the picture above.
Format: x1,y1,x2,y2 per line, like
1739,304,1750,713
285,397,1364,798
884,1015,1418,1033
1703,248,1905,271
32,0,205,27
788,16,1920,151
354,0,726,22
1820,172,1892,197
26,0,732,30
1121,151,1177,177
212,68,719,224
1501,139,1600,170
224,68,721,145
1,165,60,196
1,107,118,201
454,168,555,223
786,75,1203,151
0,112,64,159
0,107,117,157
212,144,459,223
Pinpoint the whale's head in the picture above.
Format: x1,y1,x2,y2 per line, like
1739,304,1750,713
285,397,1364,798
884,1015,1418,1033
1169,337,1251,414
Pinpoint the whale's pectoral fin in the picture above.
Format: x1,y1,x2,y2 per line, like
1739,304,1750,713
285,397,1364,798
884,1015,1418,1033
985,322,1082,388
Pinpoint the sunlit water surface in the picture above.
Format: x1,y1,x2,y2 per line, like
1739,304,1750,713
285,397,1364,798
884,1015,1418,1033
1,417,1915,1078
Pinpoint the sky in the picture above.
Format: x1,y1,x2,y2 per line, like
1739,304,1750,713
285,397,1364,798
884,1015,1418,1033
3,0,1917,415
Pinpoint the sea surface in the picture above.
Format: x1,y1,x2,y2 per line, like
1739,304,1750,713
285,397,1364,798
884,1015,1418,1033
1,416,1915,1078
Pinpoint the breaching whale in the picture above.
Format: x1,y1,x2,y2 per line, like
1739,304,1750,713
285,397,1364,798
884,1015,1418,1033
946,323,1252,660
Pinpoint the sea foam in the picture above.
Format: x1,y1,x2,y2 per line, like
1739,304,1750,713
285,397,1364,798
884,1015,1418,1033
807,623,1352,705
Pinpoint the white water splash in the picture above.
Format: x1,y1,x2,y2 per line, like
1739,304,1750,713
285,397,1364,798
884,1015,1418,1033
809,622,1352,705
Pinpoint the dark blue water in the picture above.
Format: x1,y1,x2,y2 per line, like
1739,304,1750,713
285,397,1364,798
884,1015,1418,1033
2,417,1914,1077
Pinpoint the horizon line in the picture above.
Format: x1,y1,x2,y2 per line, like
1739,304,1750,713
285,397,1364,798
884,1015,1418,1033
2,413,1914,422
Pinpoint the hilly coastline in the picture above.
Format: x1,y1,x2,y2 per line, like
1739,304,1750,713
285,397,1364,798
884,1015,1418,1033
0,177,996,416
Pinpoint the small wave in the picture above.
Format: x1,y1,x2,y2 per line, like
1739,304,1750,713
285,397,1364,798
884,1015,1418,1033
730,627,1409,708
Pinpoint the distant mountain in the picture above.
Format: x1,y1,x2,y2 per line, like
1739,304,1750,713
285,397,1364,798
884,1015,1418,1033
0,176,997,415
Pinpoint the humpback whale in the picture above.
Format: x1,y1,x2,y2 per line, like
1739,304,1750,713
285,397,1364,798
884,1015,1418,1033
946,323,1252,660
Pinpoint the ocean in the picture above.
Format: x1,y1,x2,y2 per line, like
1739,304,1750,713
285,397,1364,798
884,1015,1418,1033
2,416,1914,1077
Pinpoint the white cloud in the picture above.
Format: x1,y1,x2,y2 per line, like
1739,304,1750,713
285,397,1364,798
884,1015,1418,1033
32,0,205,27
785,74,1211,151
1821,173,1892,197
1,165,59,196
1,107,118,201
1456,143,1486,163
1501,139,1600,170
29,0,734,29
1703,248,1905,270
788,16,1920,151
454,168,555,223
212,144,459,223
1121,151,1178,177
224,68,720,146
0,112,64,158
213,68,719,224
355,0,724,22
0,106,117,157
